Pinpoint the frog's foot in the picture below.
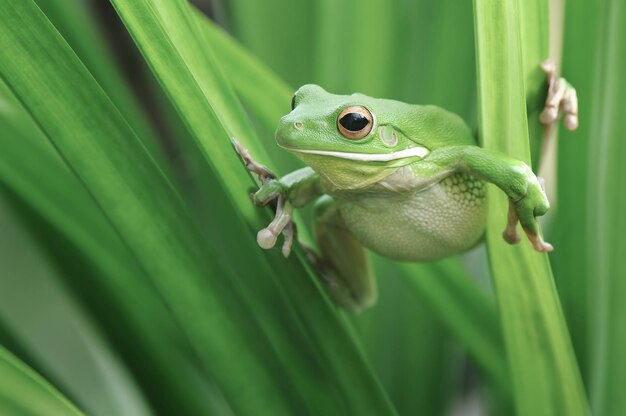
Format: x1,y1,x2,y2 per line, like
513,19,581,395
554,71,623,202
231,137,275,182
539,59,579,131
256,195,295,257
503,199,553,252
503,169,554,252
231,137,295,257
523,228,554,253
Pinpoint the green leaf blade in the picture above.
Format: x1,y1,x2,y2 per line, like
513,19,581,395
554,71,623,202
0,3,300,414
0,345,83,416
587,2,626,415
473,0,588,414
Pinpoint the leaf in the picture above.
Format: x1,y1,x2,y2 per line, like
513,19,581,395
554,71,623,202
0,79,231,415
357,258,509,413
0,344,82,416
354,260,457,416
550,0,599,382
0,2,302,414
585,1,626,415
400,261,507,392
33,0,159,149
472,0,589,414
195,12,301,174
227,0,316,88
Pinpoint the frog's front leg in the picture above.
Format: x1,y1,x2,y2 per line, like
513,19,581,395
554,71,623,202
232,138,375,312
255,176,376,313
426,146,553,252
232,138,322,256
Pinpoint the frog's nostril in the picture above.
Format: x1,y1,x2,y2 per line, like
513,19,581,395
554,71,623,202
294,121,303,130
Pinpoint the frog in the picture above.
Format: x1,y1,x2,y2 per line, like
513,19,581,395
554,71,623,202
232,59,578,313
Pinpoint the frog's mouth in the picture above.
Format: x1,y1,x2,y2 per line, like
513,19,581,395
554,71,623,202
280,146,430,162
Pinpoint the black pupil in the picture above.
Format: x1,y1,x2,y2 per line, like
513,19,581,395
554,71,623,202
339,112,369,132
290,95,296,110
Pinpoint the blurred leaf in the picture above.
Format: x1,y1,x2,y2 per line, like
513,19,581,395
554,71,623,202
551,0,599,382
312,0,399,97
586,1,626,415
0,73,230,415
0,344,82,416
0,2,299,414
355,259,459,416
33,0,169,169
196,12,301,174
0,204,153,416
400,261,507,392
473,0,588,414
227,0,315,88
394,0,477,120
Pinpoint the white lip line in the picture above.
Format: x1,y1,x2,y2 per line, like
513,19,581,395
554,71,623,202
279,146,430,162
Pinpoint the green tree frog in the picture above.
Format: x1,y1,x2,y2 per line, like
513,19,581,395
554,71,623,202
233,60,578,313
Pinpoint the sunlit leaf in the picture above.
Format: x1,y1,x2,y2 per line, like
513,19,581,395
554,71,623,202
0,345,82,416
473,0,588,414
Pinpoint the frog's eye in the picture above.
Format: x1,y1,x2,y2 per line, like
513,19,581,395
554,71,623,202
290,94,297,111
337,106,374,139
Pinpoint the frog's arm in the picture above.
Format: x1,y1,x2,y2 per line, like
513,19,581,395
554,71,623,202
253,167,322,208
232,138,374,312
231,138,323,256
252,167,322,255
422,145,553,252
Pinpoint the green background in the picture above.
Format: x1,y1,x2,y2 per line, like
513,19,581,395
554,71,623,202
0,0,622,415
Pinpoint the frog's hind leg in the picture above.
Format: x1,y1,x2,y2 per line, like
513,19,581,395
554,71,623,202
307,195,376,314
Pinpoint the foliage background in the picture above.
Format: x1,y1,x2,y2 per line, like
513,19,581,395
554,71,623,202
0,0,622,415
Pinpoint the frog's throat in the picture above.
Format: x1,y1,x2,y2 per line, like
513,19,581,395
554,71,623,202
281,146,430,162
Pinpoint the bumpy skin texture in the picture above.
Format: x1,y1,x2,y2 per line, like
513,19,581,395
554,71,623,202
241,84,554,312
336,171,487,262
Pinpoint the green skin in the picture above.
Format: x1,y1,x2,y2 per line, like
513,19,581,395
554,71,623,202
250,84,555,313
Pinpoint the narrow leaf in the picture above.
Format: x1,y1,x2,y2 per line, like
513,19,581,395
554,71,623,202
0,79,231,415
473,0,588,414
0,344,82,416
587,1,626,415
0,3,299,414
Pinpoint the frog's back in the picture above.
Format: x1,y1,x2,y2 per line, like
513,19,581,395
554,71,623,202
335,171,487,262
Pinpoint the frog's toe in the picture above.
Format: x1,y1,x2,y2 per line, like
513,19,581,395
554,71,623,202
231,136,275,181
540,58,556,77
503,228,522,245
562,87,579,131
503,200,522,245
517,207,553,252
523,228,554,253
281,223,295,258
539,106,559,125
257,228,279,249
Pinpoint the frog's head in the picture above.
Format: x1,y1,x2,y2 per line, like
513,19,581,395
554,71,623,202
276,84,470,189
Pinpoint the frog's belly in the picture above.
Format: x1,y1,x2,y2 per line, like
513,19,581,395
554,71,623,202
337,176,487,262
